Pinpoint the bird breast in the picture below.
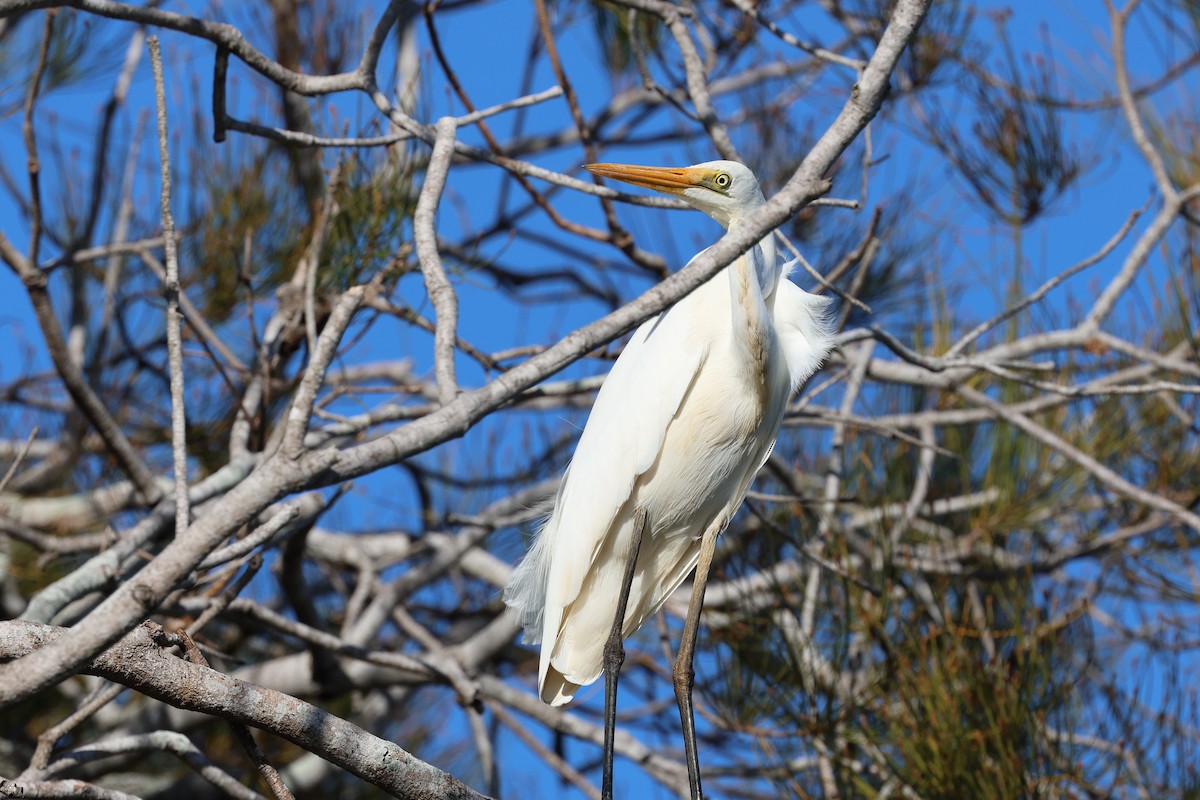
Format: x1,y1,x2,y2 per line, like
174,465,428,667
635,267,788,537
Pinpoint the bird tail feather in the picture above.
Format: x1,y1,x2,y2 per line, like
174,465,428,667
502,519,555,645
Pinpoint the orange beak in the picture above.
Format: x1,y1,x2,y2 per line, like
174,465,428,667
584,163,706,194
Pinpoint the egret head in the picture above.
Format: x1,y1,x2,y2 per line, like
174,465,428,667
584,160,765,228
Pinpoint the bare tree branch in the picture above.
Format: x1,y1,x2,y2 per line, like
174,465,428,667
0,620,490,800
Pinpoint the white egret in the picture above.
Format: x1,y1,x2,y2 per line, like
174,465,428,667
504,160,834,799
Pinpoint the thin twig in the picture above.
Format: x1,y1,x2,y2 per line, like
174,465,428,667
90,112,146,385
534,0,657,276
198,504,301,570
4,59,162,504
948,198,1149,356
726,0,864,69
22,10,55,269
282,285,370,456
957,384,1200,533
663,6,740,160
172,630,296,800
413,117,462,405
31,732,265,800
139,248,248,372
187,554,264,636
1083,184,1200,330
1106,0,1174,196
0,778,140,800
778,237,873,313
0,428,39,496
223,85,564,149
148,36,190,534
415,4,668,273
392,606,495,792
26,682,125,772
490,702,602,800
303,162,345,358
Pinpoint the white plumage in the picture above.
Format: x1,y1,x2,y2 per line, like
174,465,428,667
504,160,834,706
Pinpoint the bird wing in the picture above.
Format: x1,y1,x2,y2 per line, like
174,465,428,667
538,276,711,685
772,274,835,391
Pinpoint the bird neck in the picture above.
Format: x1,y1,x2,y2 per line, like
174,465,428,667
724,213,781,301
720,203,757,231
723,220,777,381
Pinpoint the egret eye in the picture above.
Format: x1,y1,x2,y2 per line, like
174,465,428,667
712,173,732,190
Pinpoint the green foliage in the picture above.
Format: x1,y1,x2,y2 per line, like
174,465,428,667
921,16,1092,225
873,607,1086,799
183,143,416,326
322,152,418,294
0,10,127,103
703,265,1117,795
588,1,664,76
185,147,305,323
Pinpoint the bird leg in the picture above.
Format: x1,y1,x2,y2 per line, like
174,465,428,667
673,520,721,800
602,508,648,800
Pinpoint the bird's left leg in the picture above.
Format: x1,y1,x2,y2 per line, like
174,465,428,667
674,517,722,800
602,508,648,800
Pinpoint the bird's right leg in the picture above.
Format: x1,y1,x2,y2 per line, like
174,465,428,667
602,508,648,800
673,518,722,800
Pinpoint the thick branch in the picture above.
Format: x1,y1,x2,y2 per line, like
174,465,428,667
0,620,489,800
413,117,462,406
